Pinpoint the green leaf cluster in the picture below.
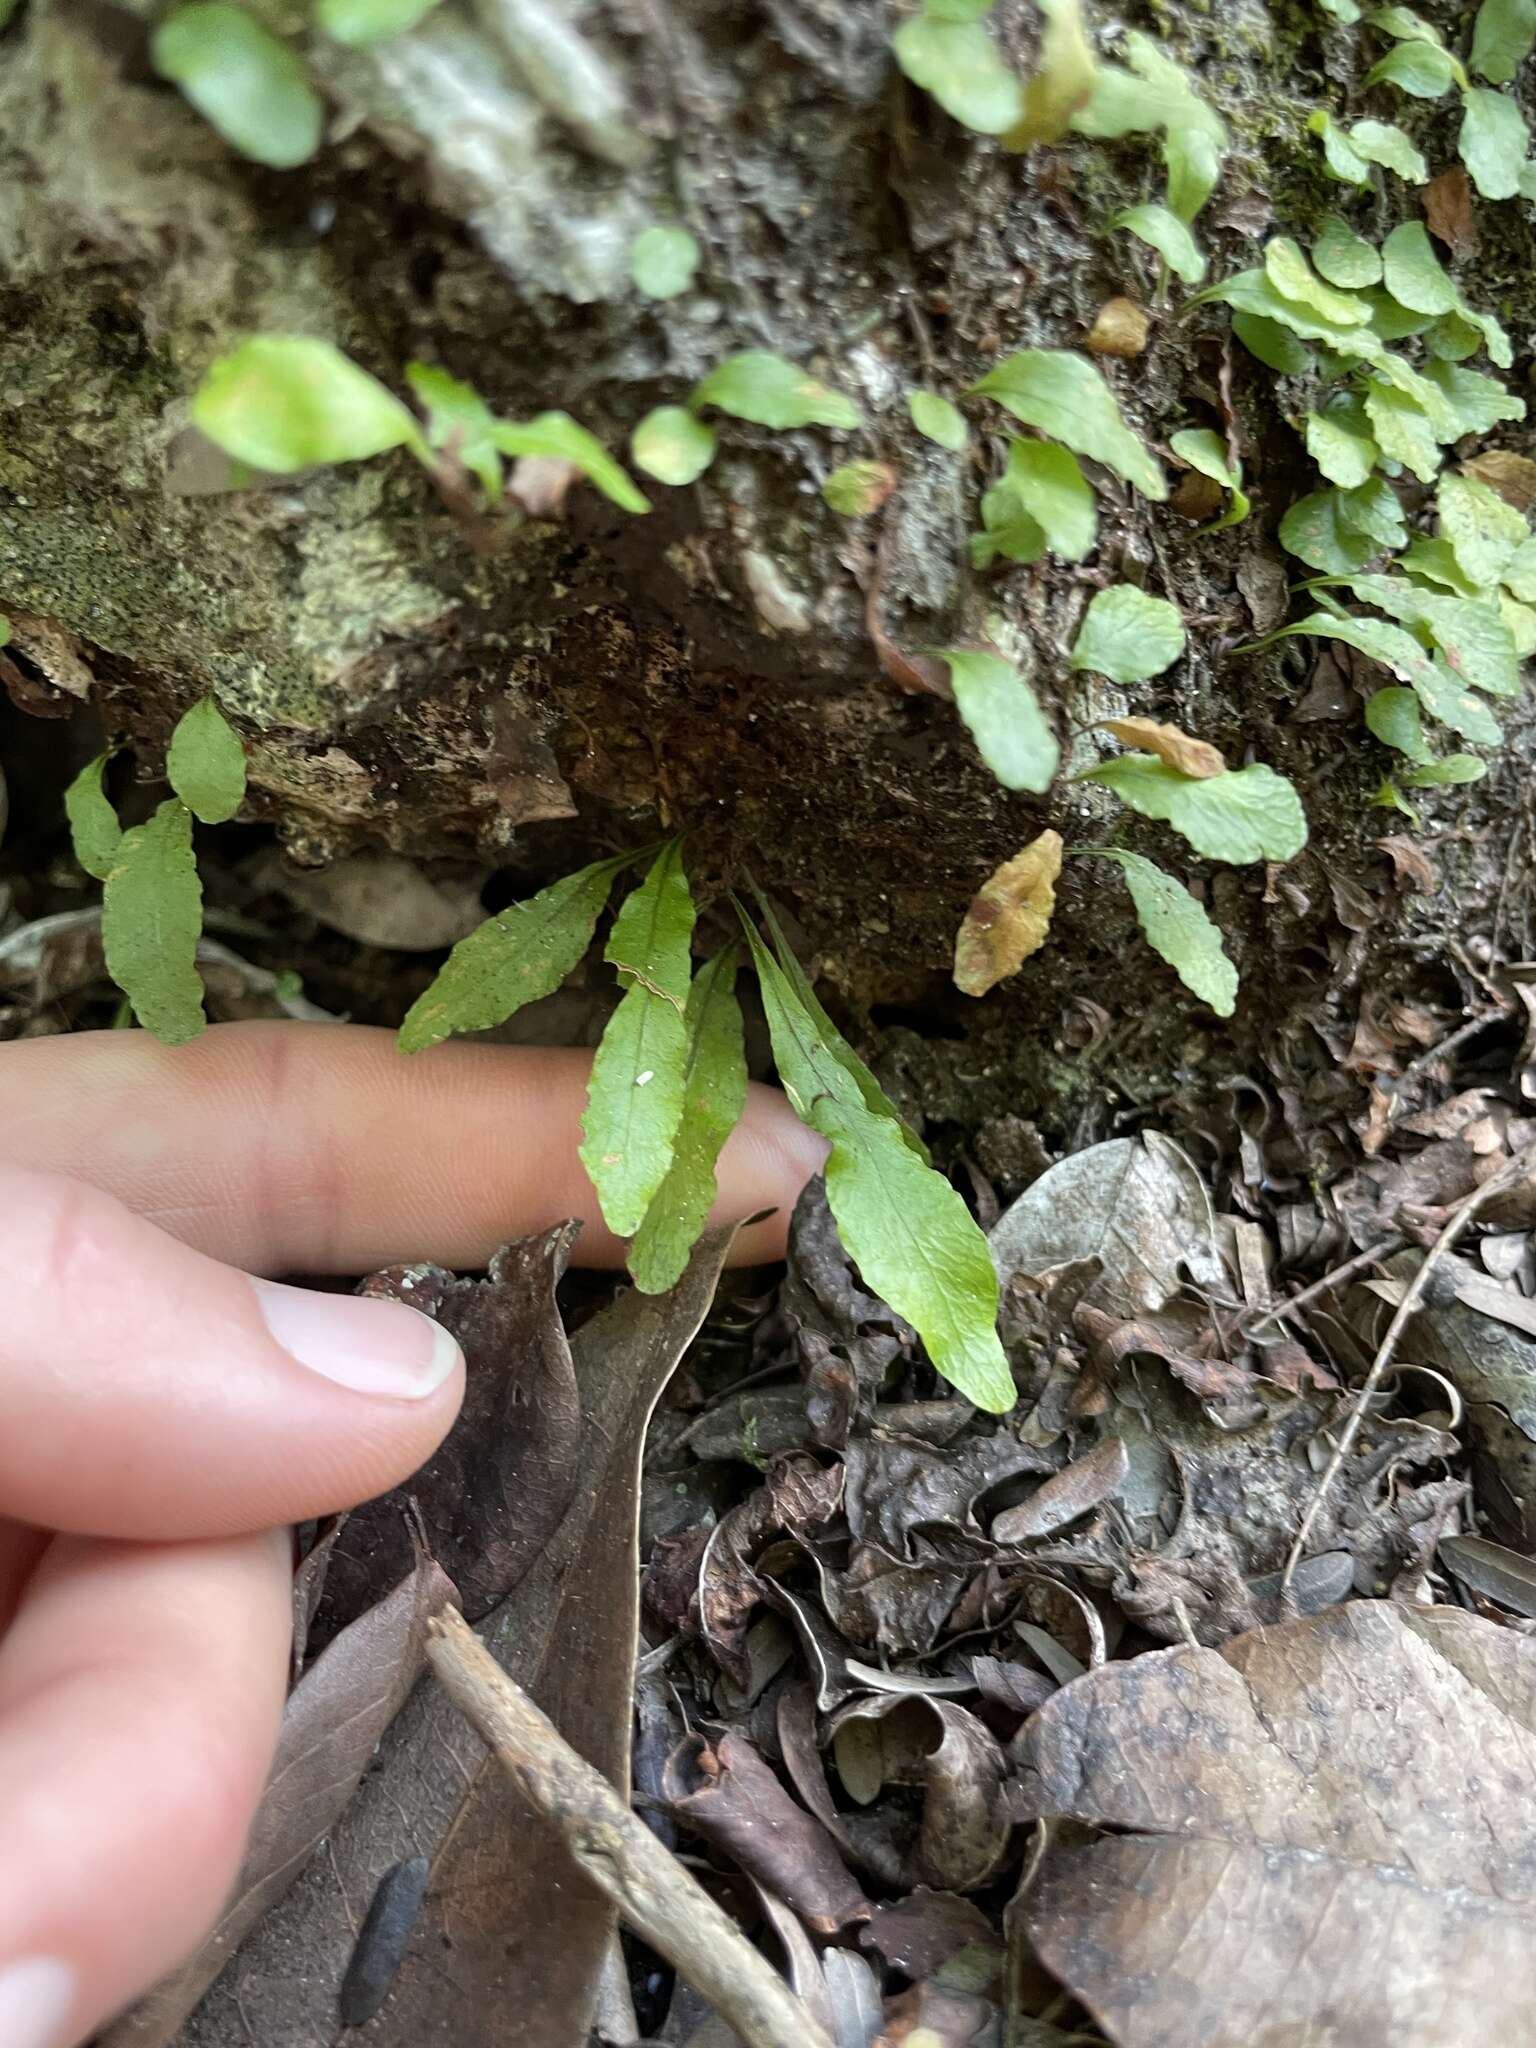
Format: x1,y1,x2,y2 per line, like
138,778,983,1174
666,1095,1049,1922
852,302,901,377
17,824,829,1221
741,914,1013,1412
192,339,648,512
398,841,1012,1407
1356,4,1536,197
66,697,250,1045
1217,192,1534,804
633,351,863,489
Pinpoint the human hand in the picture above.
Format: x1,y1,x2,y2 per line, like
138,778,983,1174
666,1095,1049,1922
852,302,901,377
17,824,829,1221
0,1020,824,2047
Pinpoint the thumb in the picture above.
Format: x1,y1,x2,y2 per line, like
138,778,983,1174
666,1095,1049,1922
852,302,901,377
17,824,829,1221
0,1165,465,1541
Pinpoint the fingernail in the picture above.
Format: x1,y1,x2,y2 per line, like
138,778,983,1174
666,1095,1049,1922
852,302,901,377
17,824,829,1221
0,1957,75,2048
252,1279,462,1400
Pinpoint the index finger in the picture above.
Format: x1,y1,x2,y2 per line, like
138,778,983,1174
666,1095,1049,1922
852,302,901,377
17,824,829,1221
0,1023,825,1277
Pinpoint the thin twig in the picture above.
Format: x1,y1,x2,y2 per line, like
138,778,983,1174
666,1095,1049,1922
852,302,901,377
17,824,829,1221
1281,1148,1533,1597
425,1608,835,2048
1242,1236,1405,1336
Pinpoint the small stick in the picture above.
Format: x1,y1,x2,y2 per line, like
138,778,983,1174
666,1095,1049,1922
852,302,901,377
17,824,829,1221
1241,1236,1405,1335
425,1608,835,2048
1281,1149,1532,1597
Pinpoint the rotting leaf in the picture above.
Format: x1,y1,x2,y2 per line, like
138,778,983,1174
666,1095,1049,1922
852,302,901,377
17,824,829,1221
992,1436,1129,1544
580,839,696,1240
1084,297,1150,357
824,1696,1011,1892
664,1730,872,1933
1018,1603,1536,2048
953,831,1063,998
990,1131,1225,1317
1439,1532,1536,1616
310,1226,583,1639
102,1559,457,2048
179,1229,743,2048
399,852,631,1053
1099,717,1225,779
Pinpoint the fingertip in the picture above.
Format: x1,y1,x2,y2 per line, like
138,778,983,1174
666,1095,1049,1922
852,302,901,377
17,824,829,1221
714,1082,828,1263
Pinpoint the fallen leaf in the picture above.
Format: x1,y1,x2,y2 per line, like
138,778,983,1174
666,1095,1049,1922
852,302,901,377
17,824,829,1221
991,1133,1227,1318
1439,1532,1536,1617
1098,717,1226,779
102,1559,456,2048
312,1224,583,1638
179,1230,740,2048
953,831,1064,998
1463,448,1536,510
1084,296,1149,357
1376,833,1439,892
1016,1602,1536,2047
861,1890,995,1979
991,1436,1129,1543
827,1696,1011,1892
663,1730,872,1935
1423,164,1477,256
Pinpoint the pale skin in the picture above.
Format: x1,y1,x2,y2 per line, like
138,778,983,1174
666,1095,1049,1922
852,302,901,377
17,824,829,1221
0,1021,826,2048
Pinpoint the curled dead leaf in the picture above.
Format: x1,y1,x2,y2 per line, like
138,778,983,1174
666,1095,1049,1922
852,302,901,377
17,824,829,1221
1099,717,1225,778
953,830,1063,999
1084,297,1149,358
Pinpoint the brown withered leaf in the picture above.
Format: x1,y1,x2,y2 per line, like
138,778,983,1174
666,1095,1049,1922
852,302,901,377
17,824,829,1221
1099,717,1225,778
1423,164,1476,256
1463,449,1536,510
862,1890,995,1979
954,831,1063,998
104,1559,456,2048
1084,296,1149,356
313,1224,583,1641
1376,833,1438,894
664,1730,873,1934
1016,1602,1536,2047
179,1229,739,2048
991,1436,1129,1544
